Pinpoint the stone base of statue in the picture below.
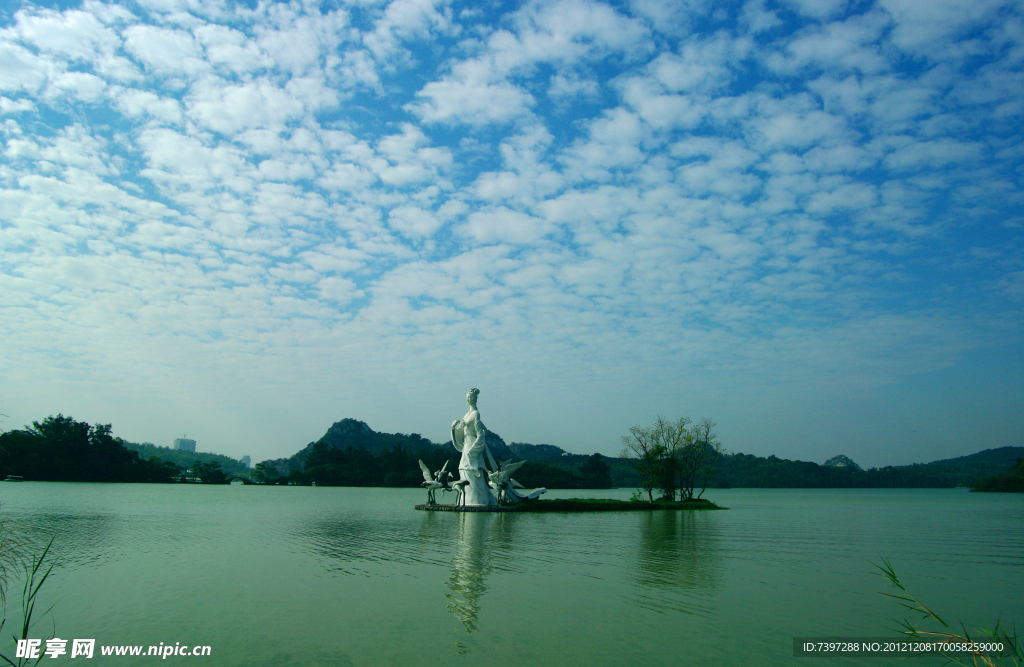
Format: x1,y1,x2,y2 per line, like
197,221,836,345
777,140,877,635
415,503,521,512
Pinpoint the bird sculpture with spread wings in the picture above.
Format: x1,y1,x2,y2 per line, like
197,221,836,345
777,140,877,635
419,459,450,505
487,460,526,504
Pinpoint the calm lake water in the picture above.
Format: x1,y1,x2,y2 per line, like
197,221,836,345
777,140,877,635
1,484,1021,666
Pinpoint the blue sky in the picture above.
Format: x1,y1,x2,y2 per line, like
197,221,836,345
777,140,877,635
1,0,1021,467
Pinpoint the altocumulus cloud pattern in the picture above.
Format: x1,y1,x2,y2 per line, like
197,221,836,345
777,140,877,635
0,0,1021,464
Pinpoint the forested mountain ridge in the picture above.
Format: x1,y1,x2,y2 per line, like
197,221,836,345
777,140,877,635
257,418,1023,490
544,446,1024,489
3,414,1018,489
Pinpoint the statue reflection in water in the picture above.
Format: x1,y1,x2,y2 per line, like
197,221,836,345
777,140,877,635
443,511,516,633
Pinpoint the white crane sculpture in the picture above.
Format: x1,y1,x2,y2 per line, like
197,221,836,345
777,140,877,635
419,459,450,505
487,460,526,504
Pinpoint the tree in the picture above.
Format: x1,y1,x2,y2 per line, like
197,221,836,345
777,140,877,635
251,462,280,485
578,453,612,489
193,460,228,484
620,420,675,502
686,418,723,500
621,416,724,501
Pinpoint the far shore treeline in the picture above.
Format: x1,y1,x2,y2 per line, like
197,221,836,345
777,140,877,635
1,414,1021,491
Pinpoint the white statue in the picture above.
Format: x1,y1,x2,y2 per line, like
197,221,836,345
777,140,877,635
451,388,497,506
449,388,546,507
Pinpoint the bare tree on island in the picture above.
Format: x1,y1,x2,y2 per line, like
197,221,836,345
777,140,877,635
620,420,667,502
686,418,723,500
620,416,724,502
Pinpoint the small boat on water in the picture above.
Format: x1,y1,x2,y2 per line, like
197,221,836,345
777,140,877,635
3,475,24,482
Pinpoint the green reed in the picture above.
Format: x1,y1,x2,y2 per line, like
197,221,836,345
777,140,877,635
0,538,56,667
877,557,1021,667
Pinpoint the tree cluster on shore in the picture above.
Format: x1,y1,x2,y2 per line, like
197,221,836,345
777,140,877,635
0,415,182,483
970,457,1024,492
0,415,239,484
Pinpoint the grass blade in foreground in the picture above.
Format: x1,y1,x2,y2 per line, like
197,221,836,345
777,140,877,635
1,537,56,667
876,557,1021,667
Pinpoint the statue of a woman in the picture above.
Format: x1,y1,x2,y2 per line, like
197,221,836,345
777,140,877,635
451,388,497,506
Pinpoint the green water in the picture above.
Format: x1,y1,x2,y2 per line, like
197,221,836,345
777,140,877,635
2,484,1021,665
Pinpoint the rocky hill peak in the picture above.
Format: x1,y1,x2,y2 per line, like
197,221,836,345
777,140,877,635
824,454,863,471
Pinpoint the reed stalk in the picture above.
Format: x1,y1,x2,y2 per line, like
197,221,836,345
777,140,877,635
0,535,56,667
877,557,1021,667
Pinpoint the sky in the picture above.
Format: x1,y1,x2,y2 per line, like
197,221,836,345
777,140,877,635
0,0,1021,468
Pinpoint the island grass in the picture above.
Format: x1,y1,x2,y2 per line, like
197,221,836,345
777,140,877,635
512,497,723,512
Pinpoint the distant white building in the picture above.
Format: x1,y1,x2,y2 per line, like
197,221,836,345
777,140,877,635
173,438,197,453
241,456,251,468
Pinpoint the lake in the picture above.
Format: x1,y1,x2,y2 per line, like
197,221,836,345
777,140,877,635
2,484,1021,665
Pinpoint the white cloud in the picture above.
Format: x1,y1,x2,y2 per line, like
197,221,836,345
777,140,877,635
137,128,255,193
363,0,453,60
114,89,183,124
878,0,1013,53
775,10,891,74
749,99,855,149
185,77,311,134
193,23,266,73
882,139,984,171
387,205,444,238
11,8,120,61
410,76,535,125
561,107,648,180
0,0,1020,464
784,0,851,20
0,43,49,92
410,0,651,125
46,71,106,102
122,25,207,77
462,206,556,244
317,275,361,305
740,0,783,34
509,0,652,63
617,75,709,129
547,73,599,101
253,8,349,75
0,96,35,113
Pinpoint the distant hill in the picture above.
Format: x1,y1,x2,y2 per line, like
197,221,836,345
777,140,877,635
509,442,567,460
262,418,533,476
490,446,1024,490
705,447,1024,489
262,418,445,476
123,442,250,476
971,457,1024,492
824,455,863,471
901,447,1024,485
256,417,1023,490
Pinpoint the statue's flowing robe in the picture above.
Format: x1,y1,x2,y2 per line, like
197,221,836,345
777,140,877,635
452,412,496,506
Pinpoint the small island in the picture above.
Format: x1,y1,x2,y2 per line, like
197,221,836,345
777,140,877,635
417,497,722,512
